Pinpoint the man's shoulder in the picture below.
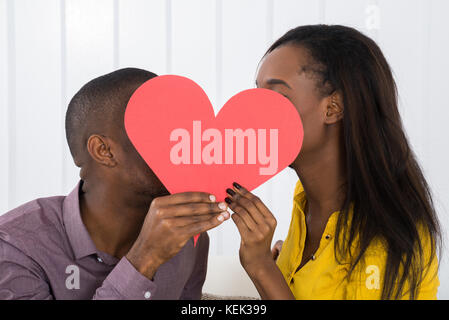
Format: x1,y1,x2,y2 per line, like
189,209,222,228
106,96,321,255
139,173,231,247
0,196,67,255
0,195,66,229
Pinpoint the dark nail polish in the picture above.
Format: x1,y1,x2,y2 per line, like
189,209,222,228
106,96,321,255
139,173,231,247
226,188,236,196
233,182,242,189
225,197,232,204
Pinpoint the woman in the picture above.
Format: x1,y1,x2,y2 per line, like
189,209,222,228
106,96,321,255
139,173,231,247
224,25,441,299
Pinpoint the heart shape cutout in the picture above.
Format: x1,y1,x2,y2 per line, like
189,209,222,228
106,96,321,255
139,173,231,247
125,75,303,203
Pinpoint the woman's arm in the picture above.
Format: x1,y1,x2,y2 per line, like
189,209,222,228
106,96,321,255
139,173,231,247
225,182,295,300
244,256,295,300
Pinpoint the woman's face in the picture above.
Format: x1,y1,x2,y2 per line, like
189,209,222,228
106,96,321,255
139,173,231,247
256,44,334,164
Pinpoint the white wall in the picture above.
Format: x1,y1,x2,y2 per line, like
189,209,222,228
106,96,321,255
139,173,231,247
0,0,448,299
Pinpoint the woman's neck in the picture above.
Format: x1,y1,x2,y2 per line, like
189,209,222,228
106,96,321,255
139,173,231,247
291,139,347,220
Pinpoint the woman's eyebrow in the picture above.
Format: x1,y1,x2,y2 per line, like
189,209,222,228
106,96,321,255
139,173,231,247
255,78,292,89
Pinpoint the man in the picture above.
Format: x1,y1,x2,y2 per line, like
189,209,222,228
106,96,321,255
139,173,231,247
0,68,230,299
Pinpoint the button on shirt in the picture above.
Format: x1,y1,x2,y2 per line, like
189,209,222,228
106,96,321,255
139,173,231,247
276,179,440,299
0,181,209,300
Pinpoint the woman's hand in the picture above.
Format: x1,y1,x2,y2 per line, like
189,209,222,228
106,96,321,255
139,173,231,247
225,182,278,277
225,182,295,299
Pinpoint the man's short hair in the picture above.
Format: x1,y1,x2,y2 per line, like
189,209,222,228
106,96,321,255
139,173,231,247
65,68,157,165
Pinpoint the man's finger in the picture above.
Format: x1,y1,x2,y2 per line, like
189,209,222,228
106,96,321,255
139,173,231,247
170,212,227,227
163,201,228,217
153,192,217,206
179,213,226,236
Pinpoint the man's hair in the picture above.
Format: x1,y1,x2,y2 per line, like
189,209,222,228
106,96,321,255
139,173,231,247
65,67,157,165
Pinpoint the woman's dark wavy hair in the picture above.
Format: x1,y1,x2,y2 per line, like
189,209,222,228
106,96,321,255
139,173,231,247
266,25,441,299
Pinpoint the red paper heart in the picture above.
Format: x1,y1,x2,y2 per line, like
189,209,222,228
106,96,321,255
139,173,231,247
125,75,303,243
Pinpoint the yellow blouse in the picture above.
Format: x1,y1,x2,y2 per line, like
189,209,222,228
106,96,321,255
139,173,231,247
276,180,439,299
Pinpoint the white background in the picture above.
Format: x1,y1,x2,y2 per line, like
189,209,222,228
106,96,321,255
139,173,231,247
1,0,448,298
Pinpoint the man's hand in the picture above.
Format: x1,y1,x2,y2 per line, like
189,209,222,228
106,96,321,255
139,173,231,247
126,192,229,279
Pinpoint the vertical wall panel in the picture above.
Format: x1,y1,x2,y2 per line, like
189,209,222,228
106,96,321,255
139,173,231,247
63,0,115,193
324,0,377,35
272,0,322,40
118,0,167,75
426,0,449,299
0,0,8,213
221,0,270,105
11,0,63,208
378,0,428,160
171,0,217,109
221,0,271,103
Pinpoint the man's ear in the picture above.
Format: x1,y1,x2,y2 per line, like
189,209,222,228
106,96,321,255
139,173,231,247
86,134,118,167
324,91,344,124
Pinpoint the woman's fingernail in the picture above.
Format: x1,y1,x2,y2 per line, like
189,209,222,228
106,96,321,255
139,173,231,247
233,182,242,190
226,188,236,196
217,214,224,221
225,197,232,204
221,211,230,219
209,194,216,202
218,202,227,210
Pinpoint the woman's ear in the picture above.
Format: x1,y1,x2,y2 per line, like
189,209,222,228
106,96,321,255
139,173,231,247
324,92,344,124
86,134,118,167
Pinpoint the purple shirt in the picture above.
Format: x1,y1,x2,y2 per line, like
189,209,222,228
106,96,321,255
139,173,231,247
0,181,209,300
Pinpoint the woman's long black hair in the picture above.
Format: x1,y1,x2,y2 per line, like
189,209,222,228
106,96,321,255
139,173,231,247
266,25,441,299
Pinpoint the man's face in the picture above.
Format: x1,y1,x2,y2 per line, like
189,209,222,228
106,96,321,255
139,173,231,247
112,124,170,201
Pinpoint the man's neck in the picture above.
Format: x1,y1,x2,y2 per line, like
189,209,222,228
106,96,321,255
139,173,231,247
79,180,151,259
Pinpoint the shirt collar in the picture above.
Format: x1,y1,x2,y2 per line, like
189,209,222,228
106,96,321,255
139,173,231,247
293,179,355,229
293,179,307,210
62,180,98,260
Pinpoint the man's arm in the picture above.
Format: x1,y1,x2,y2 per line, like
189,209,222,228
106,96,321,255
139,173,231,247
0,239,157,300
0,239,53,300
0,192,228,300
179,232,210,300
93,256,158,300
